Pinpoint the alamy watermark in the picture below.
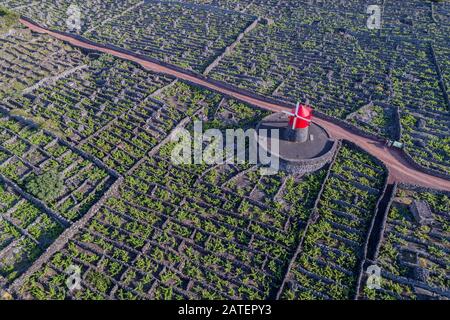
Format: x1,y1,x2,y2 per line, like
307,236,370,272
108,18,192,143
170,121,280,175
367,5,382,30
303,2,382,30
66,4,82,32
366,264,382,290
65,264,82,292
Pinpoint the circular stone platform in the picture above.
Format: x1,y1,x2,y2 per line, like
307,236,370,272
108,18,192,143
256,112,337,174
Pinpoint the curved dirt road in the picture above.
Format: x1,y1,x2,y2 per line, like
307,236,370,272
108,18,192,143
21,19,450,191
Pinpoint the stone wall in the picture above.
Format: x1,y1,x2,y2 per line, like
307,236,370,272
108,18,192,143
398,182,450,197
281,139,339,175
340,140,390,300
203,17,260,76
401,149,450,181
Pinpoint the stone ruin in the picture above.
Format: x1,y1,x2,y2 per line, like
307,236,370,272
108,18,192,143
409,200,434,225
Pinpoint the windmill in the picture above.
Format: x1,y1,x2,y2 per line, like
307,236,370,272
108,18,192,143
282,102,313,143
256,101,334,174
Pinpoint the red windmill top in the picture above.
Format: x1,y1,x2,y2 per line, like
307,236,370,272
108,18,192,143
283,102,313,129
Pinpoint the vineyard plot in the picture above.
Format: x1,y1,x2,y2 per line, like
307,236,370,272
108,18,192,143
361,185,449,300
2,54,174,143
17,156,328,299
4,0,143,34
79,80,224,175
84,1,257,73
0,182,64,286
280,142,388,300
208,4,396,128
0,115,115,222
392,41,450,176
15,92,329,300
0,25,86,100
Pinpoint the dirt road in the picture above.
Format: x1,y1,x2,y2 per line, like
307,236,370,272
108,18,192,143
21,19,450,191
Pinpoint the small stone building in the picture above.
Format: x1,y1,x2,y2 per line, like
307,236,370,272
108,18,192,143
409,200,433,225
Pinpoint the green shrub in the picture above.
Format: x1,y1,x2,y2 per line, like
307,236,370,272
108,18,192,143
24,170,64,202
